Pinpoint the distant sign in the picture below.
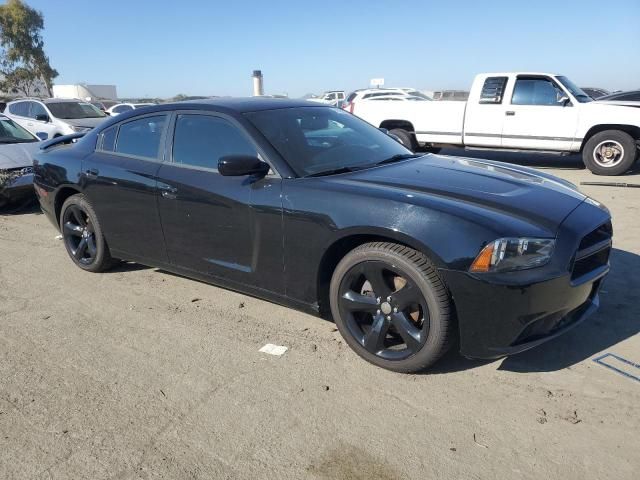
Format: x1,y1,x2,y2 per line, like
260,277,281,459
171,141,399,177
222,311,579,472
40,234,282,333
370,78,385,87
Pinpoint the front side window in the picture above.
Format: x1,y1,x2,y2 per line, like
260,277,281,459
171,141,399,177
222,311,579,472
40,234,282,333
512,78,567,106
172,115,257,170
115,115,167,159
30,102,48,119
246,106,411,177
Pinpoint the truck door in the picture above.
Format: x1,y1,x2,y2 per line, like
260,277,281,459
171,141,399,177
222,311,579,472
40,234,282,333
501,75,579,151
462,76,509,147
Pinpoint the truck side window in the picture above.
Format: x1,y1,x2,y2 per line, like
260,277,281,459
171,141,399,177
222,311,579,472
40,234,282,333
512,78,565,106
479,77,508,104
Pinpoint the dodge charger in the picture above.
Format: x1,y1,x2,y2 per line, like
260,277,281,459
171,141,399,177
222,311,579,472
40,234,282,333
32,99,612,372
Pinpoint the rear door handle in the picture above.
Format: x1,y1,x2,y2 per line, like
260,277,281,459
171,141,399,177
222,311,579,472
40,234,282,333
85,168,99,177
505,111,516,116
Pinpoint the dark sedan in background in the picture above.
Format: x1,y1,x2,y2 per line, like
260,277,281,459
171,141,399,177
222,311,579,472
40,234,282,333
32,99,612,372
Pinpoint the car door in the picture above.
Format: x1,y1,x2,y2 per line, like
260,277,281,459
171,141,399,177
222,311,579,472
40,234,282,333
156,112,284,293
27,101,57,139
501,76,579,151
81,113,170,263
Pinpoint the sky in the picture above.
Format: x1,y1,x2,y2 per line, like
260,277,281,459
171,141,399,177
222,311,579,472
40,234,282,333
20,0,640,99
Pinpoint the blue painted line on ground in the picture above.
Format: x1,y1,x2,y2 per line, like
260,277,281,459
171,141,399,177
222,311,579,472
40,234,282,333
593,353,640,383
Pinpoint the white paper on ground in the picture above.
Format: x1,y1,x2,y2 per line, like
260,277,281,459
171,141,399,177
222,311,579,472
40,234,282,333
259,344,288,356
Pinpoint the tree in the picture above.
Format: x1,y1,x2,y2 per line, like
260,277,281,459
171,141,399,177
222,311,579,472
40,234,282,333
0,0,57,96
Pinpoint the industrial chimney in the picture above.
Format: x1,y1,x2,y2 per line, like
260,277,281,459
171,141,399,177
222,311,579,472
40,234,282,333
252,70,264,96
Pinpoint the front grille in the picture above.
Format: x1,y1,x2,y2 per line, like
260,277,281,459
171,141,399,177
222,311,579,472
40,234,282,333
571,221,612,281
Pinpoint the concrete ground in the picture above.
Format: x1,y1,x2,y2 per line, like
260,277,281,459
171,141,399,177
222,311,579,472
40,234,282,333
1,151,639,479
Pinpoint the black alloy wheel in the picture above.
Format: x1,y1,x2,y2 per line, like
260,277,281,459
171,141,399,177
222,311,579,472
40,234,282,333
330,242,454,372
62,204,97,265
338,260,429,360
60,194,115,272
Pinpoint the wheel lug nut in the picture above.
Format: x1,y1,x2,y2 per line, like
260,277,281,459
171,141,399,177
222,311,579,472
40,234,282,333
393,307,398,313
386,296,391,302
376,309,381,315
386,316,391,321
376,297,381,304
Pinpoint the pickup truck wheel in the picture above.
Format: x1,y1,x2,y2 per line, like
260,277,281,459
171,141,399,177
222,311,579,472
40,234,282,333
583,130,637,175
389,129,418,152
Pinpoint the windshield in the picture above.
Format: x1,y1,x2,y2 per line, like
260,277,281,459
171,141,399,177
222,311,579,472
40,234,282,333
406,90,432,100
47,101,106,119
0,117,37,143
556,76,592,103
246,106,413,177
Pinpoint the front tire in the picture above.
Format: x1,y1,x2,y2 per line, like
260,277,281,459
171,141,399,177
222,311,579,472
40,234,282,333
582,130,637,175
389,129,418,152
329,242,454,373
60,194,115,272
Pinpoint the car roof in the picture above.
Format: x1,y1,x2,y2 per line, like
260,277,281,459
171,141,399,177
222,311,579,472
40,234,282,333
176,97,325,113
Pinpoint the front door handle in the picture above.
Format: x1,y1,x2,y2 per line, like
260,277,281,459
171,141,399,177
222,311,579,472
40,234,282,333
505,111,516,116
85,168,99,177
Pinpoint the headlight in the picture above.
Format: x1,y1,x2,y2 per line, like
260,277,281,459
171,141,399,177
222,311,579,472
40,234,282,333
69,126,90,133
469,238,555,273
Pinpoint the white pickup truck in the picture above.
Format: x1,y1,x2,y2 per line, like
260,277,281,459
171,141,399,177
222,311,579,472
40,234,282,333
351,72,640,175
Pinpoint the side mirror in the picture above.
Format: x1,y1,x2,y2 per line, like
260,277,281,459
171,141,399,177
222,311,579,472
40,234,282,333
35,132,48,141
218,155,270,177
559,95,571,106
378,127,389,134
35,113,50,122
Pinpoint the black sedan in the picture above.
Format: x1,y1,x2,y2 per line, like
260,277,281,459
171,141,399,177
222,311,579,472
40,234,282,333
32,99,612,372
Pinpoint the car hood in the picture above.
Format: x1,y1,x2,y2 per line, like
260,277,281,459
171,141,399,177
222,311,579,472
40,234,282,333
336,154,587,232
0,142,40,169
63,117,107,128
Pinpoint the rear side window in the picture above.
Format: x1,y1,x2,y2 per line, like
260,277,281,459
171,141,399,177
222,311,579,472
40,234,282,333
115,115,167,159
479,77,508,104
9,102,29,117
99,126,117,151
172,115,257,170
512,78,565,106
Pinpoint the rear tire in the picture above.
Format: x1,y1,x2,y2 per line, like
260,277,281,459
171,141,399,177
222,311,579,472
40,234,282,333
582,130,637,175
329,242,454,373
389,129,418,152
60,194,115,272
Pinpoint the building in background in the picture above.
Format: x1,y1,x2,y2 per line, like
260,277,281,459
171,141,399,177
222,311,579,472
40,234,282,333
52,84,118,101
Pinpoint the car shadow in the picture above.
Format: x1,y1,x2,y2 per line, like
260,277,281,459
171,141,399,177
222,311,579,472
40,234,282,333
438,147,640,175
0,198,40,216
497,248,640,373
104,261,153,273
424,248,640,375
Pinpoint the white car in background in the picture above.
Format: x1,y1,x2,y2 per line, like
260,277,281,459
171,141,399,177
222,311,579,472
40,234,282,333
342,88,431,112
307,91,345,106
4,98,107,138
106,102,155,116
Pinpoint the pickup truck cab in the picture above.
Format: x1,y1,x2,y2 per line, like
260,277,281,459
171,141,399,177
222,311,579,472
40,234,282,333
353,72,640,175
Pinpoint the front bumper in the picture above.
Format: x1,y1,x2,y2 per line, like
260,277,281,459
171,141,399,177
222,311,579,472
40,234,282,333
0,171,34,207
441,200,612,360
441,268,605,359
